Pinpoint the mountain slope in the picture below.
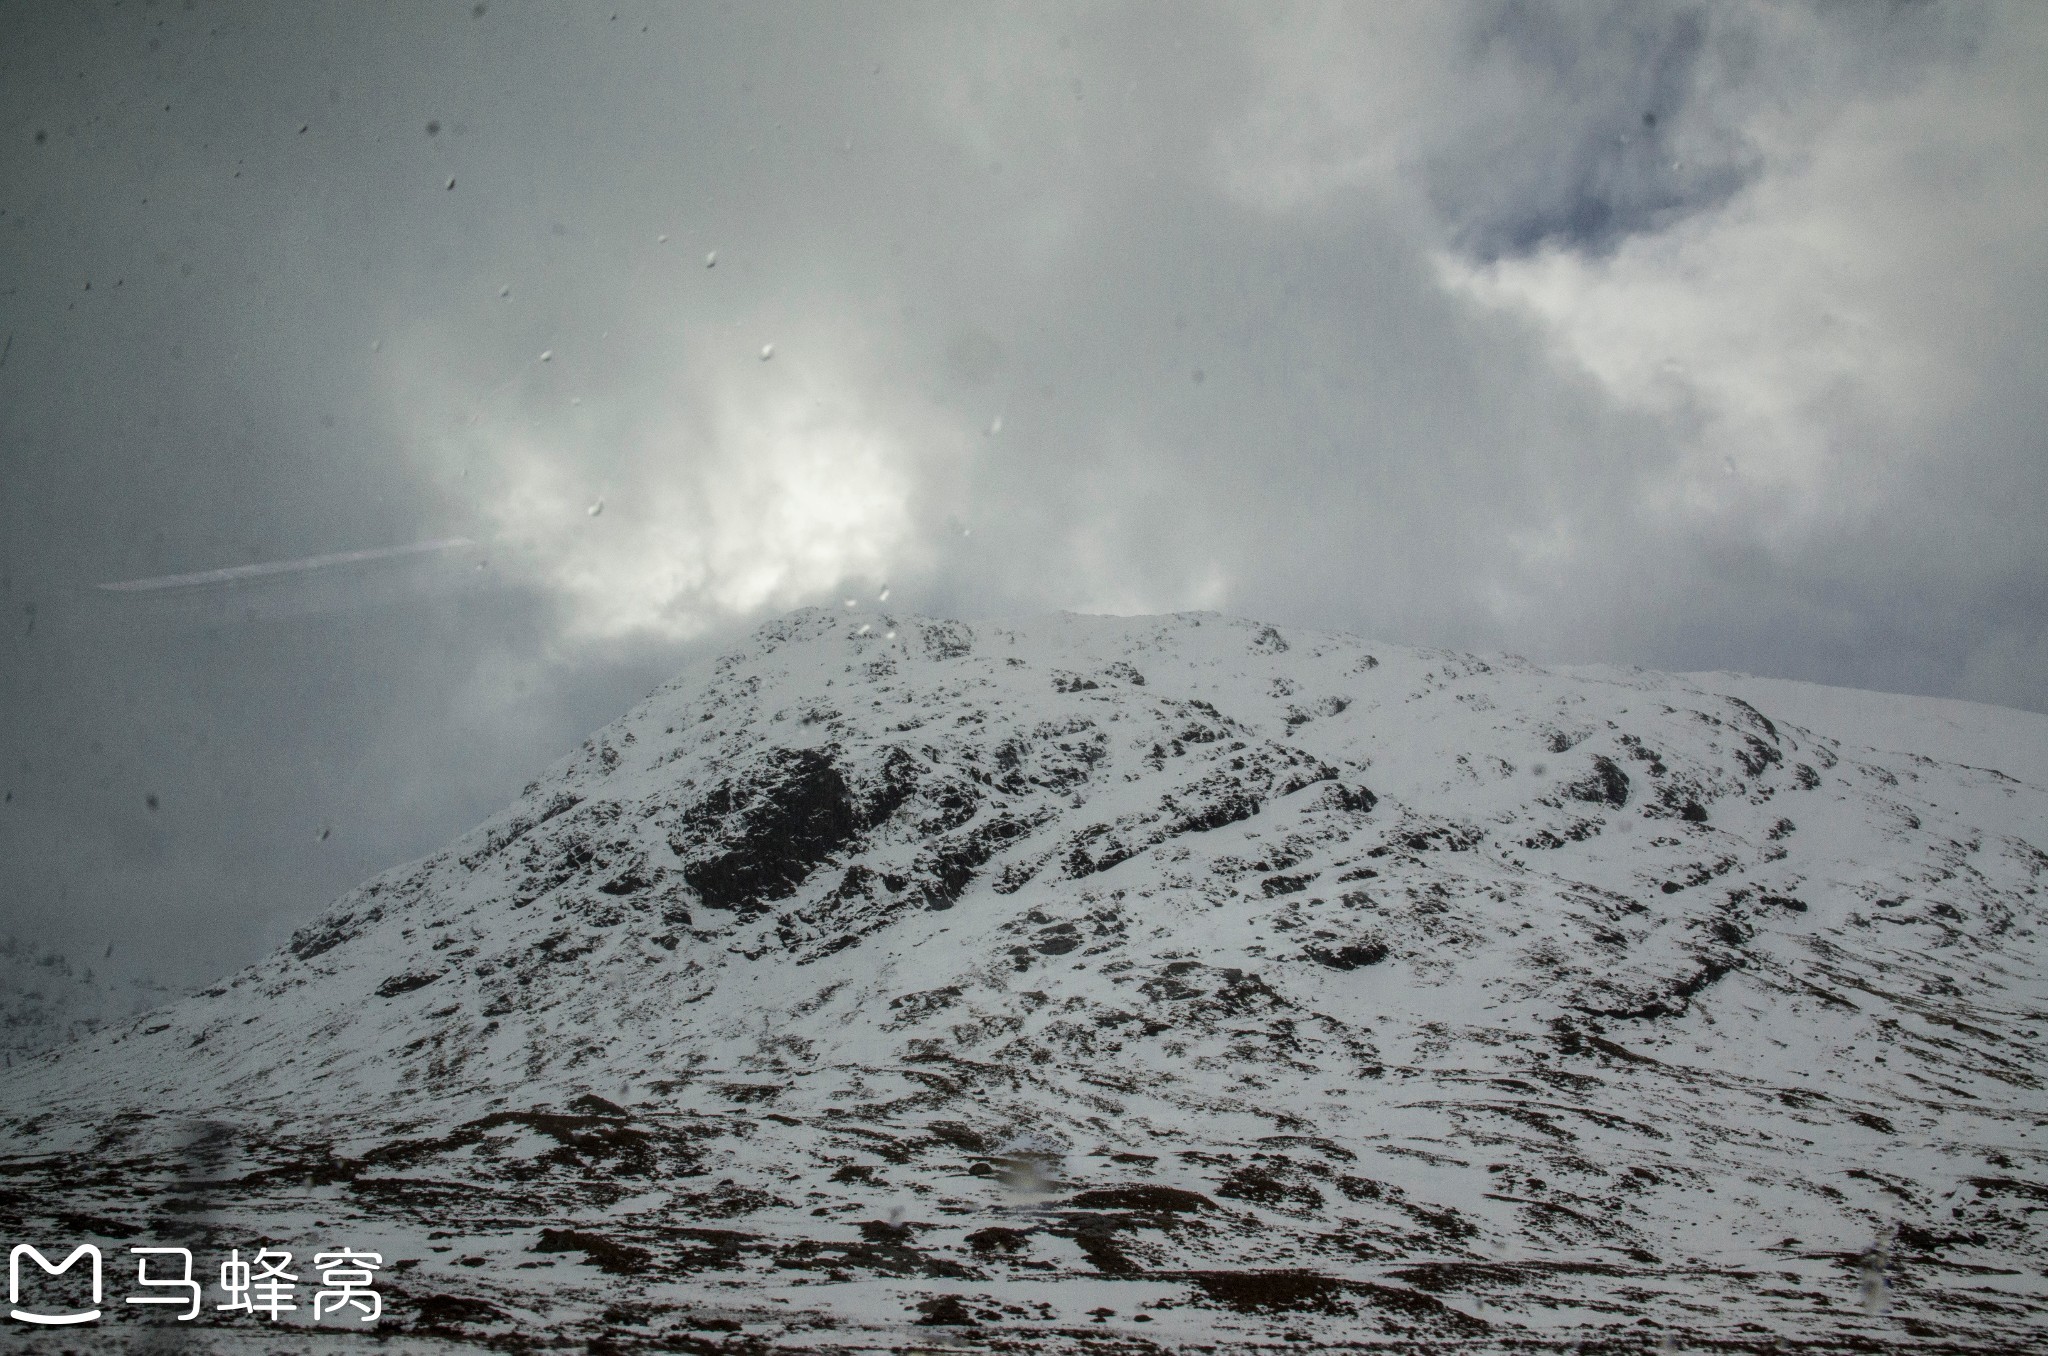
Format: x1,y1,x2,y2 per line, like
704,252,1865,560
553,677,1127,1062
4,609,2044,1353
0,934,174,1064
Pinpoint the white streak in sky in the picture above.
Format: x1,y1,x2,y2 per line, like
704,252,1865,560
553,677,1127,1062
96,538,476,593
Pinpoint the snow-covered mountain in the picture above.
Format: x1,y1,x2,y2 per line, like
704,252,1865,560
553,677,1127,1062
0,934,173,1065
4,609,2044,1352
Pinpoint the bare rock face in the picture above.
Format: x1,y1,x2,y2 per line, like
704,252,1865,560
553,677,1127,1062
3,608,2045,1352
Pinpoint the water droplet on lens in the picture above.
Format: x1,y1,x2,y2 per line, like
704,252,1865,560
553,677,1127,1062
499,285,510,298
987,414,1003,435
587,498,603,517
704,250,717,268
539,349,553,362
370,340,382,352
877,587,890,602
445,176,456,190
760,343,774,360
657,233,668,243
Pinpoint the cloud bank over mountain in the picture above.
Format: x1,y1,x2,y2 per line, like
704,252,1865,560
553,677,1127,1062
2,1,2043,984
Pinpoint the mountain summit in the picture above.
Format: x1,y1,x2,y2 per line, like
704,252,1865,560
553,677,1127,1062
5,609,2044,1351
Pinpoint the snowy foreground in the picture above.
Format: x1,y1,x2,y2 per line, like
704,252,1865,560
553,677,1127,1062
3,609,2044,1353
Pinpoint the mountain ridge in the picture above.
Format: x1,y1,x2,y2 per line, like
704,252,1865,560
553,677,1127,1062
3,607,2043,1352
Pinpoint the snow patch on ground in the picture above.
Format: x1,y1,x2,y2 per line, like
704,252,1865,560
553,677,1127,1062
3,609,2043,1352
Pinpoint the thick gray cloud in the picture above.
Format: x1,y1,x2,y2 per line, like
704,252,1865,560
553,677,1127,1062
1,0,2043,991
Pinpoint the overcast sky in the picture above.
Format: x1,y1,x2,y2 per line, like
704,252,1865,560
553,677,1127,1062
3,0,2045,991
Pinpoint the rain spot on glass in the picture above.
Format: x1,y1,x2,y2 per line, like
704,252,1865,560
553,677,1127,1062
298,124,308,135
371,340,382,351
987,414,1003,436
877,587,890,602
145,794,160,812
425,120,440,137
445,176,456,190
704,250,717,268
997,1145,1060,1198
499,285,510,298
657,233,668,243
857,623,871,636
759,343,774,361
885,630,896,640
471,1,487,14
1858,1233,1891,1314
1192,368,1205,384
539,349,553,362
318,824,332,842
569,396,581,405
586,498,603,518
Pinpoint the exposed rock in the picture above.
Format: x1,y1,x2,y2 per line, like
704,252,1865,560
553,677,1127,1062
2,607,2044,1352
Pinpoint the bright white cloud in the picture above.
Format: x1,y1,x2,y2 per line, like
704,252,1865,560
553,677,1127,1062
451,331,963,643
1435,17,2048,548
1214,2,2046,565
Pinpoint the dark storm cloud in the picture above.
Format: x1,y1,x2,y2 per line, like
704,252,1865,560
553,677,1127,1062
0,0,2042,994
1426,1,1982,260
1435,4,1750,258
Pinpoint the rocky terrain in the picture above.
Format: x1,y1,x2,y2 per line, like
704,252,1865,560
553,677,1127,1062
2,608,2044,1353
